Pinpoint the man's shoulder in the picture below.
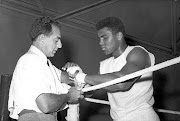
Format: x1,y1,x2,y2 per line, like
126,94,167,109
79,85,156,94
127,45,155,66
130,45,151,53
18,51,41,65
127,46,150,57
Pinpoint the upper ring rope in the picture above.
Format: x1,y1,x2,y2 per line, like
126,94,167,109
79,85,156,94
82,56,180,93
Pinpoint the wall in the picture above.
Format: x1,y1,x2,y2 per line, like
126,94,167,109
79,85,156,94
0,12,31,75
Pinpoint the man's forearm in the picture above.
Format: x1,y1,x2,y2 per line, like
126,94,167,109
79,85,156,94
85,75,140,92
36,93,70,114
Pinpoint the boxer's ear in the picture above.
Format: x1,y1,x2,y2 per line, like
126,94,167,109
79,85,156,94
116,32,123,40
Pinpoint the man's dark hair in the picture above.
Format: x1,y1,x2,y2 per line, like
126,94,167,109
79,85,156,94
96,17,125,35
29,16,61,41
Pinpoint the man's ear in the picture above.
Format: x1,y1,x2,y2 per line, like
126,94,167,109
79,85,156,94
116,32,123,40
38,34,45,43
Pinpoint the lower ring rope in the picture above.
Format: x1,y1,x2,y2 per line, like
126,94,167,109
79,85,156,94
85,97,110,105
155,109,180,115
82,56,180,93
85,98,180,115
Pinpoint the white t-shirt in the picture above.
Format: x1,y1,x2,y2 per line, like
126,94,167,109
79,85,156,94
8,45,70,119
100,46,155,120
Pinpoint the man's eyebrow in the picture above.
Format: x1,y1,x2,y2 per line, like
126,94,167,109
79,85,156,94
57,37,61,39
100,35,106,38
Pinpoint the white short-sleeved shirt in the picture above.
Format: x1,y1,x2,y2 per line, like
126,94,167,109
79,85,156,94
100,46,155,120
8,45,70,119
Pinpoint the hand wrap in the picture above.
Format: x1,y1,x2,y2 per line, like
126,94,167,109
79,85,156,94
66,66,87,89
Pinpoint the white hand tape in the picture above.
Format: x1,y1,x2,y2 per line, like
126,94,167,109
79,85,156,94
67,66,82,75
76,73,86,83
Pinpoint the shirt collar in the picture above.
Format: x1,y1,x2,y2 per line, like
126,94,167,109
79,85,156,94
28,45,48,63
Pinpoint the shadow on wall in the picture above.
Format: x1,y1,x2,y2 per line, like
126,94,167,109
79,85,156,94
153,71,167,120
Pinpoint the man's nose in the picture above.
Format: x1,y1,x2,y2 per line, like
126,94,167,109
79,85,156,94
57,40,62,48
99,39,104,45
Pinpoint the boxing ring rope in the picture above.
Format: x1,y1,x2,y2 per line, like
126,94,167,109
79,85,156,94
82,56,180,93
85,97,180,115
67,56,180,121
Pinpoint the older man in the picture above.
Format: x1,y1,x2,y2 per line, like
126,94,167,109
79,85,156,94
8,16,82,121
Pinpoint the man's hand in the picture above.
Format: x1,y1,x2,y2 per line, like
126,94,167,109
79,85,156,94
68,87,84,103
62,62,87,90
66,66,83,79
66,66,87,90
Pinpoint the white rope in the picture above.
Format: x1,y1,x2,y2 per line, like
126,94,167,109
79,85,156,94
85,97,110,105
156,109,180,115
82,56,180,92
85,98,180,115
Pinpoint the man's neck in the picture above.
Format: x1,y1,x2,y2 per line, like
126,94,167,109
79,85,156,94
113,44,128,58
